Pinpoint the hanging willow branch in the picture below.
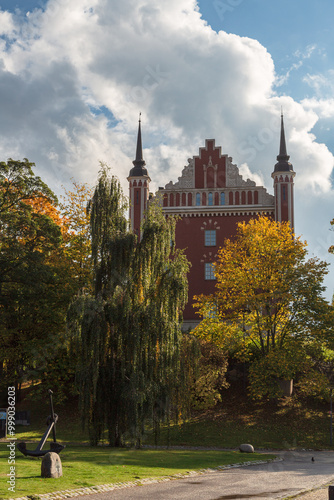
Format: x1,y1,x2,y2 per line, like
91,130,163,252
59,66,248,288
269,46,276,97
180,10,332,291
68,165,190,446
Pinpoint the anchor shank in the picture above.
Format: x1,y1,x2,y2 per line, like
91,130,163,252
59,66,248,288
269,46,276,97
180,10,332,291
35,421,54,452
48,389,57,442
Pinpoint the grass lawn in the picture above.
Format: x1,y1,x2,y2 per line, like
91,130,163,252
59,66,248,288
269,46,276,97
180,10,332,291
11,383,334,451
0,444,275,499
0,382,331,499
142,385,334,450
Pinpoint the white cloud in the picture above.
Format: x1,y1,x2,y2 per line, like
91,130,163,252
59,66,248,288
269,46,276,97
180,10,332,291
301,97,334,119
0,0,333,297
275,44,318,87
0,11,16,37
303,70,334,97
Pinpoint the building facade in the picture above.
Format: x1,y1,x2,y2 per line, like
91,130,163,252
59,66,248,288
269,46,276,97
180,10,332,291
128,115,295,328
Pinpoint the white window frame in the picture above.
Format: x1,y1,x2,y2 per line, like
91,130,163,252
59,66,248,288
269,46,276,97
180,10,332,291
205,230,216,246
205,262,216,280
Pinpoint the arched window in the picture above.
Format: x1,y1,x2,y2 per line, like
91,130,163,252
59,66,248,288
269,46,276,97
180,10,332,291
235,192,240,205
188,192,192,206
169,193,174,207
220,192,225,205
196,193,201,206
248,191,253,204
208,192,213,206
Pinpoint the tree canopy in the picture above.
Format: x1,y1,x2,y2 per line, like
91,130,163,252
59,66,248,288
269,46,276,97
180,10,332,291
0,159,63,394
193,216,333,398
68,166,190,446
0,159,94,399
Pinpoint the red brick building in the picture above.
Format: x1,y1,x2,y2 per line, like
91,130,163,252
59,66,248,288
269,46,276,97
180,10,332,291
128,115,295,328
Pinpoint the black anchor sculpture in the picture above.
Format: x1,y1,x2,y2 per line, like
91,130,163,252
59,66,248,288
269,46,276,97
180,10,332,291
17,389,65,457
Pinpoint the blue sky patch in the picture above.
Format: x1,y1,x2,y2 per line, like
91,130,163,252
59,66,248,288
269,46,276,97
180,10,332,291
90,105,119,128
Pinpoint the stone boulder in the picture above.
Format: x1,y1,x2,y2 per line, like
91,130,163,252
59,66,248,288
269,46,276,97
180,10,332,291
41,452,63,478
239,443,254,453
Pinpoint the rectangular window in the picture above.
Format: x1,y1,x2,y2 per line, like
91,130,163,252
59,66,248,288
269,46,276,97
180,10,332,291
220,192,225,205
208,192,213,206
205,262,216,280
196,193,201,206
205,230,216,246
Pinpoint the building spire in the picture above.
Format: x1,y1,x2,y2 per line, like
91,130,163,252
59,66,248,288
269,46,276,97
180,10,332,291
274,111,293,172
135,112,145,164
129,112,148,176
278,110,288,158
127,113,150,241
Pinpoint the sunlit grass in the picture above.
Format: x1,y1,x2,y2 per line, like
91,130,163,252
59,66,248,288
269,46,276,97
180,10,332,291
0,444,274,499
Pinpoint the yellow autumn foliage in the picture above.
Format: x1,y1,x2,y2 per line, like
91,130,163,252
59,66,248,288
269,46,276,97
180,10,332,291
193,216,333,398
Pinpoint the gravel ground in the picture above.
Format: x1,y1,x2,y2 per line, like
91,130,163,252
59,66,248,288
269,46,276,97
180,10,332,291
298,486,329,499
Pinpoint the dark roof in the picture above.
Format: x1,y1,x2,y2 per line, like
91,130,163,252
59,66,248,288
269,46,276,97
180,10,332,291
129,116,148,177
274,113,294,173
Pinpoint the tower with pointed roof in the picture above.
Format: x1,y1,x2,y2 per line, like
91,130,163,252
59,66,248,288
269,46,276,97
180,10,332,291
127,115,151,240
271,113,296,229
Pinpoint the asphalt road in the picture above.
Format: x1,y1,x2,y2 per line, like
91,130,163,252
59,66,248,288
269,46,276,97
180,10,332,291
80,450,334,500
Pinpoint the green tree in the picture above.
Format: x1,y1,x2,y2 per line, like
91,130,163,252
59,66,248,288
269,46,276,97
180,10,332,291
193,216,333,399
59,181,94,295
68,166,189,446
0,159,63,395
189,340,229,410
31,180,95,403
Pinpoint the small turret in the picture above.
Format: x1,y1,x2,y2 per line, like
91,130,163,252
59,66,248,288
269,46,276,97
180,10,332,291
127,114,151,239
129,113,148,177
271,112,296,229
274,112,294,173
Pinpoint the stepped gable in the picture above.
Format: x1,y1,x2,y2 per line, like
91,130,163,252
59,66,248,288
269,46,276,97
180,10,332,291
161,139,274,210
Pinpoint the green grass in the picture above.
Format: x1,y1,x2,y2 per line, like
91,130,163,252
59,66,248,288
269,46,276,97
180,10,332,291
145,396,333,450
144,414,329,450
1,382,332,499
0,445,275,499
12,392,333,451
7,381,334,451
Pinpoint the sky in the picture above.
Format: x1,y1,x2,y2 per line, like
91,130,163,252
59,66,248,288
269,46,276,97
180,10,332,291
0,0,333,298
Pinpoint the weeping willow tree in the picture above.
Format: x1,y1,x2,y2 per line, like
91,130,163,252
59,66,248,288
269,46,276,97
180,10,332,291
68,166,189,446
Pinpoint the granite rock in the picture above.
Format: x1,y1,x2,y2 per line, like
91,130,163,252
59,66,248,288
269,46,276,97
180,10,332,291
41,452,63,478
239,443,254,453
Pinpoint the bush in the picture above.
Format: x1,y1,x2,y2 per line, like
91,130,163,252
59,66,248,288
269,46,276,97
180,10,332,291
190,341,229,410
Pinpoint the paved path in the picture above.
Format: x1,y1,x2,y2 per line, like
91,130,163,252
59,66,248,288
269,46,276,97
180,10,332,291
80,450,334,500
